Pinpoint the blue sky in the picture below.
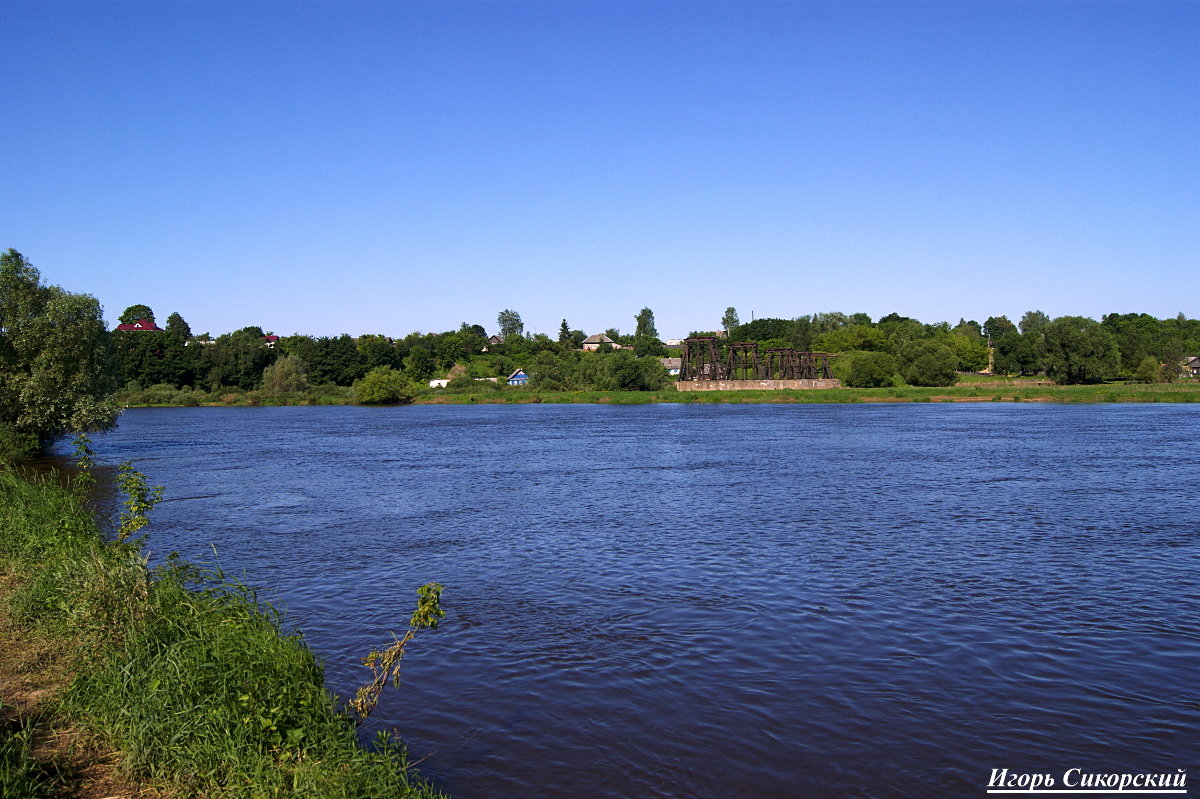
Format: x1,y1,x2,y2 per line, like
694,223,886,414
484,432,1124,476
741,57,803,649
3,0,1196,338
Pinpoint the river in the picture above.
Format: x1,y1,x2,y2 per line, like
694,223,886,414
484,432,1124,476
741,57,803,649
79,404,1198,798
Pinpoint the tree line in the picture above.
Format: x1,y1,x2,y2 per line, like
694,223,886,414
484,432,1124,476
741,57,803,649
2,248,1197,461
709,307,1199,388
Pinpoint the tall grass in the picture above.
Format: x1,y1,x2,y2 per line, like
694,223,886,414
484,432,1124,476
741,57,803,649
0,469,445,798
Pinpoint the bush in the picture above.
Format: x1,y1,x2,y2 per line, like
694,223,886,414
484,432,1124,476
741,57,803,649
899,341,959,387
844,351,897,388
353,366,416,405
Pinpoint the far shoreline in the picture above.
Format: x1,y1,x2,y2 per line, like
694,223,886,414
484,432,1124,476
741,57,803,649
114,381,1200,408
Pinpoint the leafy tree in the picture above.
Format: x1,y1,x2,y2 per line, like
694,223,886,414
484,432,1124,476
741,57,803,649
982,315,1017,340
899,340,958,386
952,318,983,338
353,366,415,404
528,350,570,391
722,307,739,333
1019,310,1050,334
847,312,873,327
602,350,669,391
203,326,277,390
948,334,990,372
0,249,119,461
112,329,192,387
497,309,523,340
634,307,658,340
844,351,897,387
810,312,849,334
165,311,191,340
357,334,400,371
733,318,794,342
119,303,156,325
1132,356,1161,384
403,346,435,380
813,324,887,353
633,307,664,356
262,354,309,396
1042,316,1119,384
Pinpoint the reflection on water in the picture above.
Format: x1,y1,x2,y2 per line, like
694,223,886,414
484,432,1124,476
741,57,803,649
81,404,1200,799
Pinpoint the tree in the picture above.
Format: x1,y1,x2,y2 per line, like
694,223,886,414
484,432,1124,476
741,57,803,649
353,366,415,404
1132,356,1161,384
899,340,958,387
119,304,156,325
497,309,523,341
202,326,277,390
1019,310,1050,334
0,249,119,461
844,351,897,387
722,307,739,333
1042,316,1119,384
813,324,887,353
948,334,990,372
262,354,309,396
633,307,664,357
165,311,191,340
403,346,435,380
558,319,572,345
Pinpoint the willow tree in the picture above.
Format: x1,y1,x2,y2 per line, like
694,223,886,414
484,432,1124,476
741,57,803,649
0,249,120,461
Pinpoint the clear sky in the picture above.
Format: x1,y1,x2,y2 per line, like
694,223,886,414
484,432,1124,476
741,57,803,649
3,0,1196,339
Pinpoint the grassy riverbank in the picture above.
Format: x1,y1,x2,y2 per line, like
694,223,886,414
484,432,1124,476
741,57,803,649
0,469,445,799
115,380,1200,408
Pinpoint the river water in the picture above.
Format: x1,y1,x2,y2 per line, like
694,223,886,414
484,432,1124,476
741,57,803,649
81,404,1198,798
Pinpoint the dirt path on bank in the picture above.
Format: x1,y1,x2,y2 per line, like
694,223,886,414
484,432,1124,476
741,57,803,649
0,575,158,799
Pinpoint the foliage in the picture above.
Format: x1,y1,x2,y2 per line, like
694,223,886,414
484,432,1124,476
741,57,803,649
164,311,191,340
1042,316,1120,384
721,307,739,333
0,249,120,461
844,351,898,388
1133,355,1161,384
0,465,446,799
348,583,445,723
202,326,278,390
732,317,795,342
497,309,524,340
115,462,165,544
899,340,959,387
0,709,56,799
118,304,155,325
353,366,416,404
947,333,990,372
634,307,658,340
813,324,887,353
262,354,310,396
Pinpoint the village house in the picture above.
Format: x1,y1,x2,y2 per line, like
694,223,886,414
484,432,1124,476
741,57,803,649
507,369,529,386
1183,356,1200,376
582,333,622,351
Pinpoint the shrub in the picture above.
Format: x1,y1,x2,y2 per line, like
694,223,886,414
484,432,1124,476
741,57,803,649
844,351,897,388
353,366,416,405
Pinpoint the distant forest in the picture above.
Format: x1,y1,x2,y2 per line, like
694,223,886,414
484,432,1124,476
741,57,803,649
111,302,1198,394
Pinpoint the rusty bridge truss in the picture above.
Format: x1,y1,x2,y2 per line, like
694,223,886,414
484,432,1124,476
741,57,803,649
679,337,834,381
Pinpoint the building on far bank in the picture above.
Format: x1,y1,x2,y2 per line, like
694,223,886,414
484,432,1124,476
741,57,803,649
582,334,620,351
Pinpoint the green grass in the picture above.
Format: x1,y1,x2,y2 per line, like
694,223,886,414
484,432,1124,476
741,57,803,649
0,469,445,799
0,707,56,799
